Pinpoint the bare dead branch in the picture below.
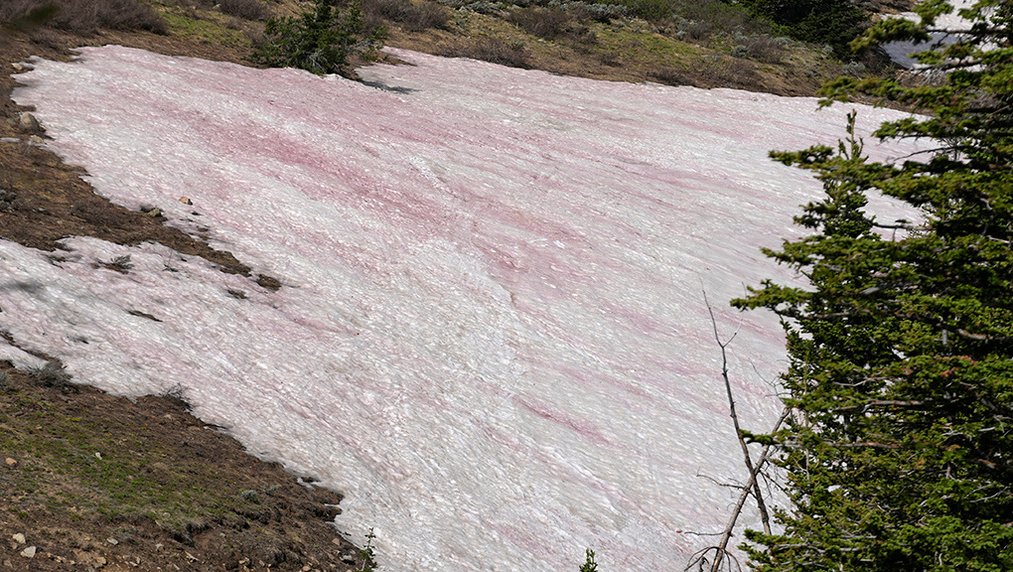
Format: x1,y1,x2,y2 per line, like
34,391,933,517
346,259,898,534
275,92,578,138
694,290,791,572
703,290,770,532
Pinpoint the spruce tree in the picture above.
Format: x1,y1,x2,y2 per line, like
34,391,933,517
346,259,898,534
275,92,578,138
735,1,1012,569
253,0,384,77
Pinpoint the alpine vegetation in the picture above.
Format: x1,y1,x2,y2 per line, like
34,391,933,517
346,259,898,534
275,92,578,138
253,0,385,77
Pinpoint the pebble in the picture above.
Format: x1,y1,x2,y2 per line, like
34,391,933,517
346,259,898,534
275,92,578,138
19,546,35,559
3,458,16,467
0,137,19,144
11,534,25,545
106,537,118,545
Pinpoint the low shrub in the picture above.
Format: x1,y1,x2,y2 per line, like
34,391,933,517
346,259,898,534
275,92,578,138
650,66,692,86
451,0,505,15
560,1,627,23
28,361,73,390
160,383,192,411
605,0,670,21
507,6,572,39
672,1,767,41
678,18,715,41
217,0,270,21
0,189,17,213
363,0,451,32
0,0,166,34
442,37,530,68
737,34,785,63
710,56,760,88
651,56,759,89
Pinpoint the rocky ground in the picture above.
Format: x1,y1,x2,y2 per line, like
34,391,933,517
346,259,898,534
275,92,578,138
0,0,911,569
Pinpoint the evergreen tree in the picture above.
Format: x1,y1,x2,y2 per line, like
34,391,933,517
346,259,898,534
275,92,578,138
253,0,385,77
737,0,867,56
735,1,1012,569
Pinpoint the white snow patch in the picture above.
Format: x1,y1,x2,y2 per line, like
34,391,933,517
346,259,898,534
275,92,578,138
5,46,926,571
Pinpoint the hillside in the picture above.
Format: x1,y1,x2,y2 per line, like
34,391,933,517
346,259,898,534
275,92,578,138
1,1,915,570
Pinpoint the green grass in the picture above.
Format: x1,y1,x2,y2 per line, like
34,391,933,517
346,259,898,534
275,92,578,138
157,6,250,48
0,383,263,537
594,23,705,64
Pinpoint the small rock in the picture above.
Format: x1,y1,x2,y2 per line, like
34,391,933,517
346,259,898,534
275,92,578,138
11,534,24,545
95,556,107,567
0,137,19,144
178,196,193,205
330,538,342,546
17,113,40,132
11,62,32,72
94,452,103,460
143,207,162,218
106,537,118,545
4,458,16,467
19,546,35,559
340,552,356,564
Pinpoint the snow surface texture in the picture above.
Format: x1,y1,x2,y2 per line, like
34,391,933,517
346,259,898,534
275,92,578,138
6,47,924,570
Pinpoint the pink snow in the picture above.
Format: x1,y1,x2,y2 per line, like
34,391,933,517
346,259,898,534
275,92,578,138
2,46,925,571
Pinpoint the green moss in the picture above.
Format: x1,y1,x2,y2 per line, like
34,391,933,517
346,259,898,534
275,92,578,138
0,384,262,537
594,24,704,64
158,7,250,48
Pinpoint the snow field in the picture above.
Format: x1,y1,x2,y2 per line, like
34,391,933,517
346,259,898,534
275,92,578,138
5,47,924,570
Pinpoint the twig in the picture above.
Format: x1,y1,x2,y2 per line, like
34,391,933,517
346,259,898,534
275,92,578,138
703,291,771,535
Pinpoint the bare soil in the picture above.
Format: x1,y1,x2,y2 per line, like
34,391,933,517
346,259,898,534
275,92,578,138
0,364,369,571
